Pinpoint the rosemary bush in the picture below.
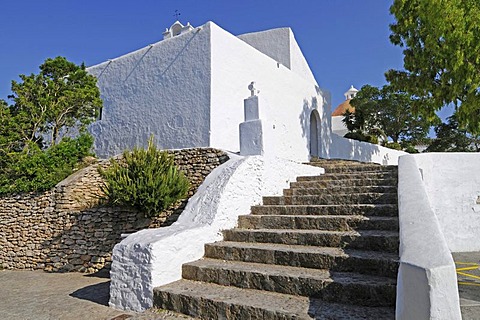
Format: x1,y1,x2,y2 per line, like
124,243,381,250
99,137,190,218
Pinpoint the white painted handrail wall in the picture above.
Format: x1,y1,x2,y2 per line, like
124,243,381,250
396,155,461,319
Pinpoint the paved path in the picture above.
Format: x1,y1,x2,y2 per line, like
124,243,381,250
0,270,192,320
453,252,480,320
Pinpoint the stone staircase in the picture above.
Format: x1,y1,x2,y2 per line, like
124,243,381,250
153,159,399,319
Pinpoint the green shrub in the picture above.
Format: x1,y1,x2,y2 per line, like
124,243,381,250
0,133,94,195
344,131,379,144
99,137,190,218
344,131,368,142
365,135,379,144
385,142,402,150
404,145,420,153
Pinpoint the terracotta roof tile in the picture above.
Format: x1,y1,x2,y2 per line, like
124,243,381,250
332,100,355,117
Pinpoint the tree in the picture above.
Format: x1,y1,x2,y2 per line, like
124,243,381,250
387,0,480,135
425,114,480,152
0,57,102,194
9,56,102,147
345,84,430,145
0,100,23,153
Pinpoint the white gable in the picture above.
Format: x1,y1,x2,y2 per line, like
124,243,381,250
238,28,317,85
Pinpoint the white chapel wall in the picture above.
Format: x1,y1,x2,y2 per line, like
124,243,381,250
238,27,317,85
413,153,480,252
209,22,328,162
87,24,212,158
288,31,318,85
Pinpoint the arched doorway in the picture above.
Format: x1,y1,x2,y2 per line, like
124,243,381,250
309,110,321,158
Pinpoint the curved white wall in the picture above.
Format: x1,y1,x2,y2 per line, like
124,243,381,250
109,154,322,312
321,133,406,165
396,155,461,319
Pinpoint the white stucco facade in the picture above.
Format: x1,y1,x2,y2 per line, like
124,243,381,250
88,21,329,162
88,25,212,157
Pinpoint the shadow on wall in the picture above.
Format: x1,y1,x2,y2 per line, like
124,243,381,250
299,95,321,156
94,26,201,83
320,133,405,165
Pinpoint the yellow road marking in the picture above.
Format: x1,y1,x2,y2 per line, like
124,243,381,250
458,281,480,287
457,271,480,281
456,266,479,271
455,262,479,266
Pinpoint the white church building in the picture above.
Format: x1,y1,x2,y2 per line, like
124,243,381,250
84,21,480,319
90,20,480,317
88,21,400,165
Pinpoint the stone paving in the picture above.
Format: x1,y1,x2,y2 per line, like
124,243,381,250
0,270,191,320
453,252,480,320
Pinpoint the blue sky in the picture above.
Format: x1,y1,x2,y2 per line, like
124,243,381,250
0,0,403,110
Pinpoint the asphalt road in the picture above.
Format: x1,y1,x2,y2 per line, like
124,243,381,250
453,252,480,320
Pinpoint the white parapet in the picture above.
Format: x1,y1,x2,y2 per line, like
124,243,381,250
396,155,461,319
109,153,323,312
321,133,406,165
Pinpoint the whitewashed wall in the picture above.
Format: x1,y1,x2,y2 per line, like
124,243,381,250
413,153,480,252
238,28,317,85
321,133,406,165
396,154,462,319
210,23,328,162
331,116,349,137
88,24,212,158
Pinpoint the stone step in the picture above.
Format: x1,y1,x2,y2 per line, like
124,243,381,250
290,178,397,189
309,159,371,166
205,241,399,278
237,215,399,232
223,228,399,252
182,259,396,306
297,172,397,182
284,185,397,196
154,280,395,319
320,165,397,173
263,193,398,205
251,204,398,217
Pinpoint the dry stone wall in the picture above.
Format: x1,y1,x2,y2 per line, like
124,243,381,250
0,148,228,273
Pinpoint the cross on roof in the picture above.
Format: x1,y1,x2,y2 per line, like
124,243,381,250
173,10,181,19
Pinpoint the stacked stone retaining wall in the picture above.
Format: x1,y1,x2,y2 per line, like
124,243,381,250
0,148,228,273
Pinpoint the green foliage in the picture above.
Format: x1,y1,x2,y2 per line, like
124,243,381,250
9,56,102,147
100,137,190,218
385,142,402,151
345,84,431,144
387,0,480,135
0,133,94,194
425,114,480,152
344,131,378,144
0,57,101,195
403,145,420,154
